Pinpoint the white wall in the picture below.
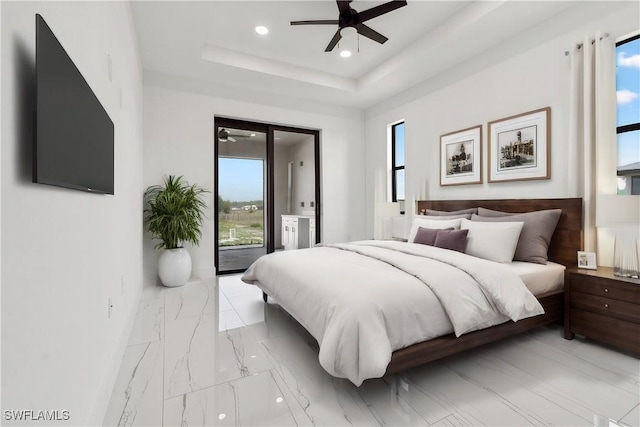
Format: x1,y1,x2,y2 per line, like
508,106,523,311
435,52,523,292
288,136,316,216
364,1,640,249
143,85,365,289
274,144,290,249
1,2,143,425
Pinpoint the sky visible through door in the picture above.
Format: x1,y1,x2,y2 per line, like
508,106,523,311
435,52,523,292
219,158,264,202
218,157,264,247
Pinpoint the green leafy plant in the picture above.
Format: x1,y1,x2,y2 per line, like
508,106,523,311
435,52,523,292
144,175,208,250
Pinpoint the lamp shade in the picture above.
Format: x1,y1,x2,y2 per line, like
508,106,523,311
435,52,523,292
376,202,400,217
596,195,640,227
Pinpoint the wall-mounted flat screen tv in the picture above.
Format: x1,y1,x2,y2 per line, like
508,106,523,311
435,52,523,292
34,14,114,195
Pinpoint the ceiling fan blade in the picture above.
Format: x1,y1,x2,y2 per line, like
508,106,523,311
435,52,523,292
325,29,343,52
358,0,407,23
336,0,352,16
290,20,339,26
356,23,388,44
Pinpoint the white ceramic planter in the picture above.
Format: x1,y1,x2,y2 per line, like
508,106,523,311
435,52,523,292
158,248,192,287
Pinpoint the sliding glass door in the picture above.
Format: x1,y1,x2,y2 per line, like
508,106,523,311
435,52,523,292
215,120,267,273
214,118,320,275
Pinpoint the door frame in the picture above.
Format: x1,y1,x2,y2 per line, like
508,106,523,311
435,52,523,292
214,117,321,275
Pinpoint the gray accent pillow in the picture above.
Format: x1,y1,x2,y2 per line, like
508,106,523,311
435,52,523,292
413,227,454,245
477,207,514,217
421,214,472,220
470,209,562,264
426,208,478,216
434,229,469,253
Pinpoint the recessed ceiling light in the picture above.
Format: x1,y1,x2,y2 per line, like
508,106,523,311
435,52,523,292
250,133,256,137
255,26,269,35
340,50,352,58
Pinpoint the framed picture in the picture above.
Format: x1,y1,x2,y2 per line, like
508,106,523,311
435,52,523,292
577,251,597,270
488,107,550,183
440,125,482,186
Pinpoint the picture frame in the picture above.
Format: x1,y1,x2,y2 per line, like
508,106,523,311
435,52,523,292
488,107,550,183
577,251,597,270
440,125,482,186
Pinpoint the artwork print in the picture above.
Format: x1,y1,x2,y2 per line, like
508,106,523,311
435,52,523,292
497,125,537,171
446,140,474,176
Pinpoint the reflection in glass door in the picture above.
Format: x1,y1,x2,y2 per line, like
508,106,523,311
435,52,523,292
273,130,318,252
214,118,321,275
216,125,267,273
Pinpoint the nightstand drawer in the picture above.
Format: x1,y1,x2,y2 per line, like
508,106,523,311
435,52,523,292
571,309,640,355
573,275,640,304
571,292,640,324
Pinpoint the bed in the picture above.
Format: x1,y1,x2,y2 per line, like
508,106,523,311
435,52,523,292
242,198,583,385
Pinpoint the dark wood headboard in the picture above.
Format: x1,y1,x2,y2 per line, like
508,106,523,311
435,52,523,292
416,198,583,268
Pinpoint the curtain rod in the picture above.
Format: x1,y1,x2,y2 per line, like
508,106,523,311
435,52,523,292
564,33,610,56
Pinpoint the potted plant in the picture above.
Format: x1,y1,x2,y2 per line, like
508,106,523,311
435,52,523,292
144,175,208,287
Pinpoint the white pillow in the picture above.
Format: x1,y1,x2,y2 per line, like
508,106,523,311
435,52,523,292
460,218,524,263
408,218,462,243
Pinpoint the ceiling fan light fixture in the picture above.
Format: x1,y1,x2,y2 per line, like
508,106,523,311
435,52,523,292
340,50,352,58
290,0,407,52
255,25,269,35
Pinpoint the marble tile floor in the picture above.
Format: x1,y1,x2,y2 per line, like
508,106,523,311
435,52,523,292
104,274,640,426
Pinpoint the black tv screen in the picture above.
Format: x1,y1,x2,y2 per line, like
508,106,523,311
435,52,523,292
35,14,114,195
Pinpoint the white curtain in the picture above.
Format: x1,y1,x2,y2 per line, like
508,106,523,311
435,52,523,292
568,32,616,252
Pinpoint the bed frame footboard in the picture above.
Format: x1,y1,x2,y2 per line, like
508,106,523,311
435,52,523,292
385,289,563,374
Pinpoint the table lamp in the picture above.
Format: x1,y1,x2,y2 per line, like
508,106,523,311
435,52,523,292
376,202,400,240
596,195,640,278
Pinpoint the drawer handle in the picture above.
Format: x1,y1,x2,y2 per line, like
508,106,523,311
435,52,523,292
604,288,609,293
604,304,609,308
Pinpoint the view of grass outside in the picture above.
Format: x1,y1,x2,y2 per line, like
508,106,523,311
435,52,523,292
219,208,264,247
218,156,265,248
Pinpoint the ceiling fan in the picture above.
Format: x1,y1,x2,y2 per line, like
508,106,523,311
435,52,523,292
218,128,251,143
291,0,408,52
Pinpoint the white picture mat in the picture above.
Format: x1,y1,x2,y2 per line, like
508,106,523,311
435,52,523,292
489,108,549,182
440,125,482,186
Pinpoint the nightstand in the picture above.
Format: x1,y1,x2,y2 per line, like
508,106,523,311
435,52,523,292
564,267,640,356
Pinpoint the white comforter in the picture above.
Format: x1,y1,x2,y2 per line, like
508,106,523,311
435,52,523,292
241,240,543,385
